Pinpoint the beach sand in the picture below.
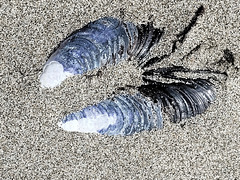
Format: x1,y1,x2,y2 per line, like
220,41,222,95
1,0,239,179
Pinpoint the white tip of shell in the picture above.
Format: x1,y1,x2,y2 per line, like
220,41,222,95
39,61,73,88
58,113,117,134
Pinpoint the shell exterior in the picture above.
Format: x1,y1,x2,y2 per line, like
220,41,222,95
59,94,163,136
48,17,132,75
138,78,216,123
59,78,216,136
40,17,163,88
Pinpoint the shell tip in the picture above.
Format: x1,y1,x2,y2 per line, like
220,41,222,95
39,61,73,88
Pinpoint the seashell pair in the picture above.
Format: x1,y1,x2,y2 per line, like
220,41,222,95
40,7,219,136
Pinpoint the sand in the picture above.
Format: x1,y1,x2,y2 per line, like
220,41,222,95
1,0,239,179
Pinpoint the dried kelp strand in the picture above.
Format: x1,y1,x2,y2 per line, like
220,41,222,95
40,17,163,88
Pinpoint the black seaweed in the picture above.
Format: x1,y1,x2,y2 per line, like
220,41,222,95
179,44,201,62
142,5,204,69
172,5,204,53
223,49,235,65
142,65,226,79
217,48,235,66
211,48,238,73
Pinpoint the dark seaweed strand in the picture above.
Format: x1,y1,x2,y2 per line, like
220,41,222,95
142,65,226,80
211,48,239,73
173,5,204,51
215,48,235,67
179,44,201,62
223,49,235,65
137,78,216,123
141,5,204,69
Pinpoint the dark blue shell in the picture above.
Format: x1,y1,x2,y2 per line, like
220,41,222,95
40,17,163,88
59,78,216,136
59,93,163,136
49,17,133,74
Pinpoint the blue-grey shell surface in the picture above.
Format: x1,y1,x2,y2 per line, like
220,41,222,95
59,93,163,136
40,17,162,88
59,79,216,136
